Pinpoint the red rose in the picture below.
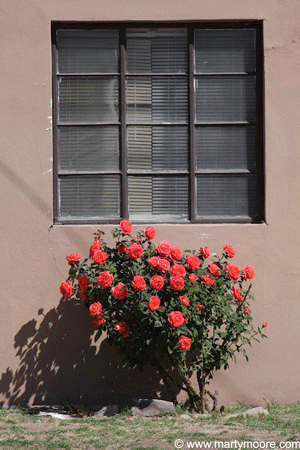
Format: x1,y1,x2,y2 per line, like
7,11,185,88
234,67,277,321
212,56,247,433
131,275,146,291
157,258,170,273
200,246,210,259
179,335,192,351
114,321,129,337
244,307,250,315
185,254,201,271
92,250,108,265
80,292,87,301
201,275,215,286
127,243,143,259
144,226,156,240
155,241,171,257
189,273,198,282
93,317,106,326
111,282,128,300
89,239,102,257
120,219,132,235
262,322,268,327
179,295,190,306
147,296,161,311
97,271,114,288
60,281,74,298
226,263,241,281
170,264,186,277
66,253,82,265
196,304,204,310
168,311,185,328
116,244,127,254
170,276,184,291
208,262,220,277
149,275,164,290
223,244,235,258
243,265,255,281
148,256,161,269
230,286,243,302
170,246,182,261
89,302,103,317
78,275,89,292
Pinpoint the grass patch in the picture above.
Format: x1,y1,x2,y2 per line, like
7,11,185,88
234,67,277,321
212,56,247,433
0,404,300,449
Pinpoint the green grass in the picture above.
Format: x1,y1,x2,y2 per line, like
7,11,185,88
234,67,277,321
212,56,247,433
0,404,300,449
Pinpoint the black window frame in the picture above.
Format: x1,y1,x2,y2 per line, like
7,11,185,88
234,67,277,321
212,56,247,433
52,20,265,225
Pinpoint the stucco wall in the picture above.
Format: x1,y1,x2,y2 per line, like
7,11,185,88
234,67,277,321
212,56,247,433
1,0,300,407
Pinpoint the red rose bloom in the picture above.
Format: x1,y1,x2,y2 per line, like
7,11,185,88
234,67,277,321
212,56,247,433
200,245,210,259
170,264,186,277
262,322,268,327
89,239,102,257
149,275,164,290
148,256,161,269
244,307,250,315
114,321,130,337
93,317,106,326
92,250,108,265
80,292,87,301
144,226,156,240
131,275,146,291
157,258,170,273
179,295,190,306
196,304,204,310
78,275,89,292
168,311,185,328
208,262,220,277
185,254,201,271
97,271,114,288
147,296,160,311
120,219,132,235
170,246,182,261
155,241,171,257
201,275,215,286
170,276,184,291
111,282,128,300
243,265,255,281
127,243,143,259
89,302,103,317
66,253,82,265
223,244,235,258
189,273,198,282
179,335,192,351
226,263,241,281
60,281,74,298
230,286,243,302
116,244,127,254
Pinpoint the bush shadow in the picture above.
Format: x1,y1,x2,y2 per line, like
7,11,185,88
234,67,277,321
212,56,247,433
0,298,179,408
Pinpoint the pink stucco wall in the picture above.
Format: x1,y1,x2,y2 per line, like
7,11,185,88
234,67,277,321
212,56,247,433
0,0,300,407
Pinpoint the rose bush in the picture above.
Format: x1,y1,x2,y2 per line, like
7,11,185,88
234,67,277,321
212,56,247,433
60,221,267,413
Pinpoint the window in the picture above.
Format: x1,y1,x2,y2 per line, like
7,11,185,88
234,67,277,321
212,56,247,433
52,22,264,224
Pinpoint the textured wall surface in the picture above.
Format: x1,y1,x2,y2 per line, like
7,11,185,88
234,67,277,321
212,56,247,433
0,0,300,407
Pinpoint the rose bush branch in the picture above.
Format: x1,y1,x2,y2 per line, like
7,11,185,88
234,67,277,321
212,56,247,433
60,221,267,413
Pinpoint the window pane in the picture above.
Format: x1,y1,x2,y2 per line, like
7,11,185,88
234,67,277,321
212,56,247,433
59,175,120,219
128,176,189,221
127,126,188,171
126,76,188,123
57,29,119,73
58,76,119,123
197,175,258,219
196,126,256,171
59,126,119,172
195,76,256,123
126,28,187,73
194,29,255,74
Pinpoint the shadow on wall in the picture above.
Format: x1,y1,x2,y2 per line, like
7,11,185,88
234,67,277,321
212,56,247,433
0,298,176,408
